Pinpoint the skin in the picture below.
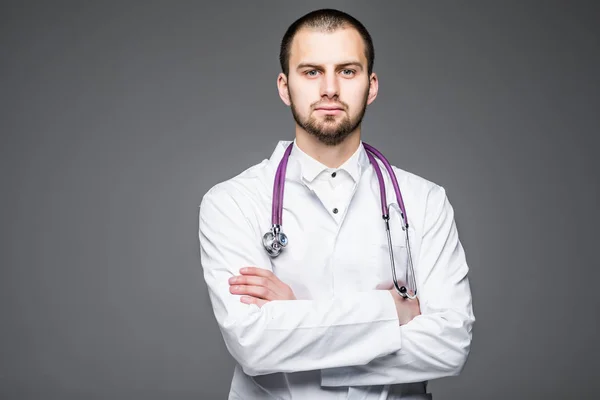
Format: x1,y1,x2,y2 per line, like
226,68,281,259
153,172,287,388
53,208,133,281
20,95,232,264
278,26,377,168
228,26,421,326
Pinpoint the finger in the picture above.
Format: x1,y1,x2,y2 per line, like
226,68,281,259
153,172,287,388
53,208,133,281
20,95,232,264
229,275,270,288
240,296,268,308
229,275,286,299
229,284,275,300
229,274,290,299
239,267,290,297
240,266,274,279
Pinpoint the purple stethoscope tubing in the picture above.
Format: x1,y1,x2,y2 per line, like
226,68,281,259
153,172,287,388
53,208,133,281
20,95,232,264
263,142,417,299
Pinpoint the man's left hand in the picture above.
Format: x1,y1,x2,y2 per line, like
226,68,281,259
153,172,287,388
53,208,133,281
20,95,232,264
228,266,297,307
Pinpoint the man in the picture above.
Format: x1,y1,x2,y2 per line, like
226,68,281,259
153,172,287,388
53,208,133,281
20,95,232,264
198,8,475,400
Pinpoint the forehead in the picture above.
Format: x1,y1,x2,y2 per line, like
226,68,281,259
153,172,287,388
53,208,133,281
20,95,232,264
289,26,367,66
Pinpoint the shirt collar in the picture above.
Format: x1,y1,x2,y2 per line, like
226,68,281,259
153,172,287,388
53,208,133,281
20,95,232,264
267,139,370,184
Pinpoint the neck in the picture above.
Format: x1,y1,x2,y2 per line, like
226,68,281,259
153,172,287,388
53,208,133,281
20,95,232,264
295,129,361,168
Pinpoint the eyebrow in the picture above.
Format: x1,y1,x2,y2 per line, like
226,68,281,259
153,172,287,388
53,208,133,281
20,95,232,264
296,61,364,71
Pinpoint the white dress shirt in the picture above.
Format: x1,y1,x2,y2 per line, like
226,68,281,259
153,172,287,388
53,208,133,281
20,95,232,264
198,139,475,399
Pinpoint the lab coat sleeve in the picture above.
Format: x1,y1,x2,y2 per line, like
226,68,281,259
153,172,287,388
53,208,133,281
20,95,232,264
198,184,403,377
321,184,475,386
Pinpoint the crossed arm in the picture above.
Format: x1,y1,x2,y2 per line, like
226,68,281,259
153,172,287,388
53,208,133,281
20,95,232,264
228,266,421,326
198,183,475,384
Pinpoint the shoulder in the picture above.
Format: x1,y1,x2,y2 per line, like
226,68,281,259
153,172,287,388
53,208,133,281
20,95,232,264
386,164,454,232
391,165,446,202
200,158,272,217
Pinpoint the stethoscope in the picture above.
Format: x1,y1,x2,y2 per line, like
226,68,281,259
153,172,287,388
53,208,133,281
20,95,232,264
262,142,417,300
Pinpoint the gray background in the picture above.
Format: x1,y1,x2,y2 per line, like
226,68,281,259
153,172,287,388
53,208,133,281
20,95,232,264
1,1,599,399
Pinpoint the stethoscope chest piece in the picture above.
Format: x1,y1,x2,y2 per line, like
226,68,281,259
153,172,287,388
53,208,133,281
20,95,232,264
262,224,288,257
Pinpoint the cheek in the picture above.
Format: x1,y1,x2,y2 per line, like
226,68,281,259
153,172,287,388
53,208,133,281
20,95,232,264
290,87,315,110
289,76,319,98
343,83,369,107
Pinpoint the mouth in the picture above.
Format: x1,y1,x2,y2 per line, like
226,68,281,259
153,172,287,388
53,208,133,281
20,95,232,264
314,105,345,115
314,105,344,111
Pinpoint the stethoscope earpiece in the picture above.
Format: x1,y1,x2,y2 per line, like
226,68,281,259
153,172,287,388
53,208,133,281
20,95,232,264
398,285,417,300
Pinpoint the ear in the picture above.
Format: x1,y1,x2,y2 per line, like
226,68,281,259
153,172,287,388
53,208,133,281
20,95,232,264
366,72,379,105
277,73,291,106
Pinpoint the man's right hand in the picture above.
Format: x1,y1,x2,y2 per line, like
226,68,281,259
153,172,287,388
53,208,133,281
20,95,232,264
389,288,421,325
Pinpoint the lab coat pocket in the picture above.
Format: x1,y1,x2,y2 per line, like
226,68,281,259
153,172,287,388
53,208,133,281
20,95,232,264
369,241,410,291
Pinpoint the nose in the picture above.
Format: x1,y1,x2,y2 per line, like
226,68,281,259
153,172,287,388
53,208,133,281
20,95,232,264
320,71,339,99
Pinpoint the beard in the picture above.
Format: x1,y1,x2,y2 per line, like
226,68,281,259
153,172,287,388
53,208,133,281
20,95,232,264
289,90,369,146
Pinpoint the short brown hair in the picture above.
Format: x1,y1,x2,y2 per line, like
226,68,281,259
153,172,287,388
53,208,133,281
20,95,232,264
279,8,375,76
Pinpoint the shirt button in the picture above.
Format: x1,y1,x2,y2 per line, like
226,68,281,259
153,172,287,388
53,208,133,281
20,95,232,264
331,172,337,178
333,208,338,214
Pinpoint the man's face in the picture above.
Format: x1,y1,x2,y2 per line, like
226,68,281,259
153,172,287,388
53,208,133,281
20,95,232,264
281,27,376,146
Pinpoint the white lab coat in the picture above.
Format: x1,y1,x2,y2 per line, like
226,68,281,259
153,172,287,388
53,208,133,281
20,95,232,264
198,140,475,399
